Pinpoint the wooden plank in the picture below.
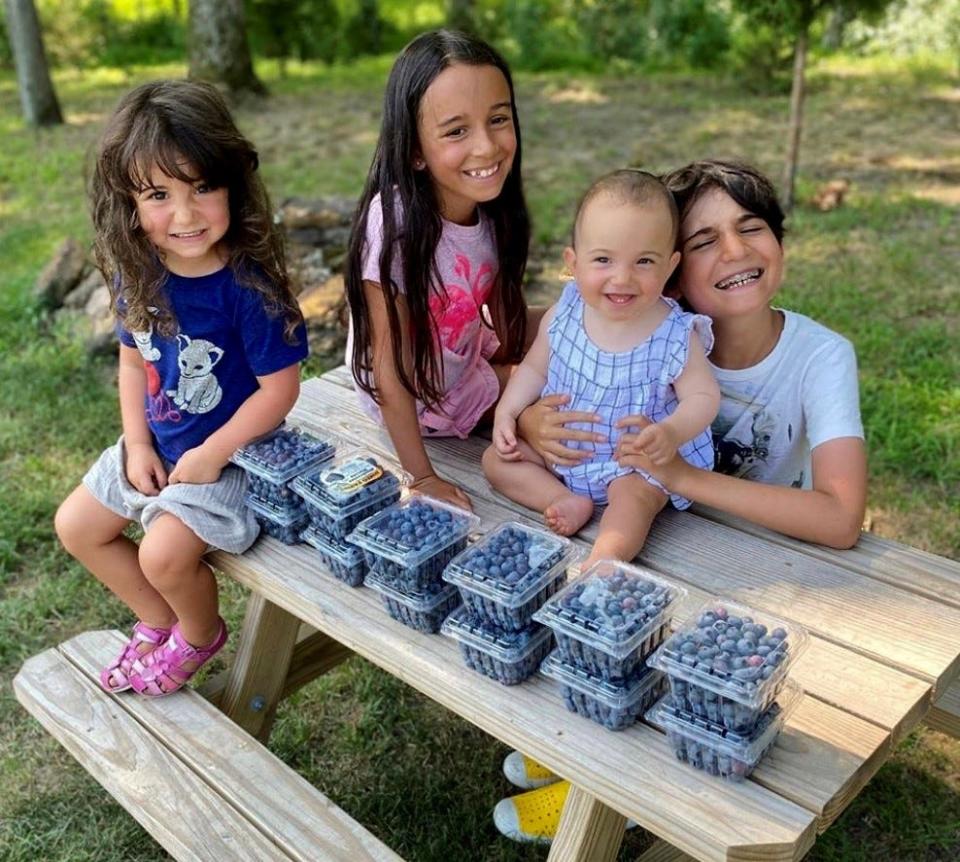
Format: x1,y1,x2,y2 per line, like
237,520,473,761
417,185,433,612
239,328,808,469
54,631,404,862
927,685,960,738
549,784,626,862
638,841,698,862
288,376,933,741
210,541,820,862
13,647,294,862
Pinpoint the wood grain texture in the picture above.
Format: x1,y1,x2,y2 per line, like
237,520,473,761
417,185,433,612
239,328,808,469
927,684,960,738
548,784,626,862
637,841,699,862
17,631,403,862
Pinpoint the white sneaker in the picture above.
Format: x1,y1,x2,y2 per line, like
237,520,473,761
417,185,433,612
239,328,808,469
502,751,561,790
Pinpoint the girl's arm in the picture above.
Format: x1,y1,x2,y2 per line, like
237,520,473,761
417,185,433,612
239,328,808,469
118,344,167,495
627,331,720,464
168,364,301,485
615,432,867,549
363,279,472,510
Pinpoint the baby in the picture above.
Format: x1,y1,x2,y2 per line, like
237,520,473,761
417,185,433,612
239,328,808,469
482,169,720,566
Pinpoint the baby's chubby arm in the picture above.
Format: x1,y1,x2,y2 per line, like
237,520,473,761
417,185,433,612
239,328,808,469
619,331,719,465
492,306,556,460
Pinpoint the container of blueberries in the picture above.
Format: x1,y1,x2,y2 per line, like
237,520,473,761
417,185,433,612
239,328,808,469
442,522,575,632
245,493,308,545
647,600,809,734
533,560,685,683
347,496,479,591
232,424,336,519
300,522,367,587
646,678,802,782
291,449,407,541
364,569,461,634
540,650,667,731
441,606,554,686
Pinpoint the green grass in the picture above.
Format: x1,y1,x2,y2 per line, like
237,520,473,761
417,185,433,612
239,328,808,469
1,55,958,861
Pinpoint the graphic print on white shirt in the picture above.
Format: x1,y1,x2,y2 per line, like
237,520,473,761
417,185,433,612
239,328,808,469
166,333,224,414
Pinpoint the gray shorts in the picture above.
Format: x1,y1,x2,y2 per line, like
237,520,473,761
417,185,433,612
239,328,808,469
82,436,259,554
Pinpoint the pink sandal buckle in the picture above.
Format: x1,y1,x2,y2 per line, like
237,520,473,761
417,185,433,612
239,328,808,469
99,621,173,694
129,618,228,697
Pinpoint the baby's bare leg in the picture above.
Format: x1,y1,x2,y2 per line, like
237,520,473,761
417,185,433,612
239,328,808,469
585,474,668,568
55,484,177,629
138,513,219,647
482,440,593,537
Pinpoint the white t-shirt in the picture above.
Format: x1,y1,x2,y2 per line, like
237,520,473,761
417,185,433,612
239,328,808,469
711,310,864,489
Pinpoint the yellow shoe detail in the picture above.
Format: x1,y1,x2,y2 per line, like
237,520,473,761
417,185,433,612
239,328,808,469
522,755,556,782
494,780,570,843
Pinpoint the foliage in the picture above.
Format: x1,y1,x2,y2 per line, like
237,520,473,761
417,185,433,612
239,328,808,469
846,0,960,57
648,0,730,68
247,0,340,66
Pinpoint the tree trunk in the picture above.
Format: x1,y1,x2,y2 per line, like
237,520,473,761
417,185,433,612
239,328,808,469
4,0,63,126
781,27,807,212
188,0,266,96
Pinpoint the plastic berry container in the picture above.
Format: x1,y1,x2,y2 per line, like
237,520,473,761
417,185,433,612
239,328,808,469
246,492,308,545
539,650,667,731
441,606,554,686
291,450,407,540
232,425,336,516
442,522,575,632
347,496,479,591
646,679,802,782
532,560,686,683
301,522,367,587
364,569,461,634
647,600,809,735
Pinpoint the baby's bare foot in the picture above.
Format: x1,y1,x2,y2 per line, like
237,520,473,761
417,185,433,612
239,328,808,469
544,493,594,537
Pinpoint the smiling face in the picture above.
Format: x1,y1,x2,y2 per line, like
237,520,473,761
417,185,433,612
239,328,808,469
675,187,784,322
565,193,681,325
415,63,517,225
134,161,230,277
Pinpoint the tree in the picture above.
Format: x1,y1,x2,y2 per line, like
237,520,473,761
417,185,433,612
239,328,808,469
446,0,476,33
4,0,63,126
733,0,893,210
188,0,266,96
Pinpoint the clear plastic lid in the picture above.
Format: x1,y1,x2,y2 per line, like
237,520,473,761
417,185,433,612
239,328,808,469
646,678,802,765
291,449,409,518
231,425,336,484
647,599,810,709
532,560,686,661
301,523,365,566
442,522,575,609
245,491,307,526
539,650,665,711
347,495,479,566
441,606,554,664
364,569,461,613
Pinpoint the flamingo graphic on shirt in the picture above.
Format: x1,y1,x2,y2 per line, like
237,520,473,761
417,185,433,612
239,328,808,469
429,255,495,350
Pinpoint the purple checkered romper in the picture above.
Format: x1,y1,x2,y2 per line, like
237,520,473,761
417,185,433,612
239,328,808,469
544,282,715,508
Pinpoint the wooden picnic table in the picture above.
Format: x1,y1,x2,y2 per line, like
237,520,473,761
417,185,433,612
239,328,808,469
203,366,960,862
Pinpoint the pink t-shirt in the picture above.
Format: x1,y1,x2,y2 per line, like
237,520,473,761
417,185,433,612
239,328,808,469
346,192,502,438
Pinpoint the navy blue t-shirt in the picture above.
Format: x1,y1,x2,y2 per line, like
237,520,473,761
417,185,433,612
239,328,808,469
118,267,308,464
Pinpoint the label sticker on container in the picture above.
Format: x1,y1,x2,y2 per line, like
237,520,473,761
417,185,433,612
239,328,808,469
322,458,383,493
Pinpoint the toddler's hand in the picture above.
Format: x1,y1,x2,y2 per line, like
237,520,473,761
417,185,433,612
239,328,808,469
410,474,472,512
492,415,523,462
632,422,681,466
125,442,167,496
168,445,225,485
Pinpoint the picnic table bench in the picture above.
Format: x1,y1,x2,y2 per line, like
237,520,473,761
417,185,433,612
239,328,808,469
15,365,960,862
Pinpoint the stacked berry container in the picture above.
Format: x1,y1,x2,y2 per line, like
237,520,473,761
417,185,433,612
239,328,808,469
540,650,666,730
301,522,367,587
646,600,809,734
441,605,554,686
532,560,685,729
232,425,336,544
646,678,802,782
348,496,477,633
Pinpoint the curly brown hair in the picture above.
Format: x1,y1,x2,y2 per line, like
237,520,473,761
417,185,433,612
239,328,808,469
90,79,302,341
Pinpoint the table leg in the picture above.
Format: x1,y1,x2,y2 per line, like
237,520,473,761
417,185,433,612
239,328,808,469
548,783,626,862
636,839,698,862
220,593,299,741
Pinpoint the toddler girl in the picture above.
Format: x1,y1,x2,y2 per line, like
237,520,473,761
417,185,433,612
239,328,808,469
345,29,536,511
483,170,720,566
55,80,308,697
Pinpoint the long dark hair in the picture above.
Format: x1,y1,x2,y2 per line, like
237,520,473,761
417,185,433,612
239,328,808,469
90,79,302,341
346,29,530,409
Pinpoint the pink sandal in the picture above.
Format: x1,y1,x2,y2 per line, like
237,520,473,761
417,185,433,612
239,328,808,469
100,621,173,693
128,618,228,697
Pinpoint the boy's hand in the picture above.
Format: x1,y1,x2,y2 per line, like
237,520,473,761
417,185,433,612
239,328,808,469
632,422,681,466
492,414,524,461
410,474,472,512
125,442,167,496
168,444,225,485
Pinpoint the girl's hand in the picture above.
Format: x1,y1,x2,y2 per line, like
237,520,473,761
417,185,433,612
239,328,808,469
168,445,225,486
615,415,686,489
492,415,523,462
410,474,472,512
516,394,603,468
125,442,167,496
631,421,681,466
